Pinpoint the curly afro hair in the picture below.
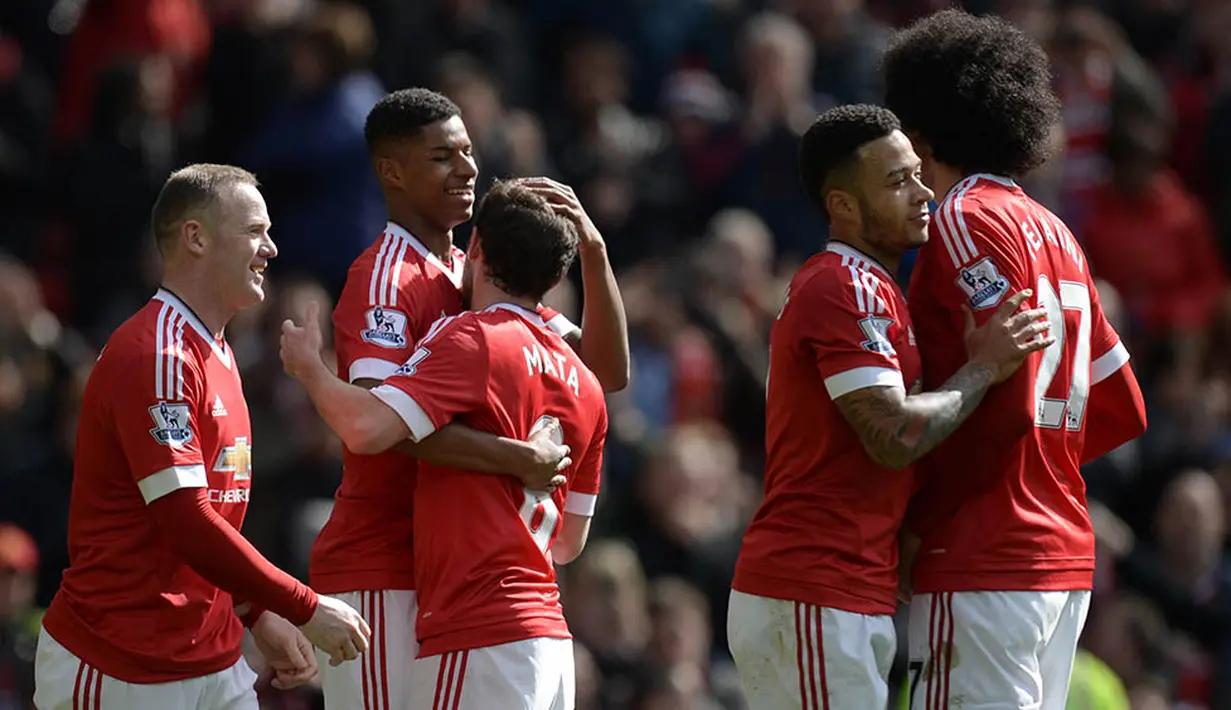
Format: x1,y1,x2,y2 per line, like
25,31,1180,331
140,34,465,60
882,9,1060,177
364,88,460,153
799,104,902,218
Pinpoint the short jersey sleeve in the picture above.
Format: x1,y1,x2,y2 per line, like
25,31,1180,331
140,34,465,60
369,315,489,442
563,404,608,518
537,304,580,339
109,348,208,504
333,247,420,383
1087,279,1130,385
792,267,906,400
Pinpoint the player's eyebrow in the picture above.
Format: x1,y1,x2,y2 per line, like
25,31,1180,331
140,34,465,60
886,162,923,181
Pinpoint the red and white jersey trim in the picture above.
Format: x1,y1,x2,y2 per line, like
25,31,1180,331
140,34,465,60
137,465,208,504
350,357,401,383
824,367,904,400
152,289,230,369
383,221,464,290
563,492,598,517
819,242,905,399
1092,341,1130,384
370,387,436,442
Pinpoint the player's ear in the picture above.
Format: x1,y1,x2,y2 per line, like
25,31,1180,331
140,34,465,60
181,219,208,257
825,189,858,223
375,155,402,190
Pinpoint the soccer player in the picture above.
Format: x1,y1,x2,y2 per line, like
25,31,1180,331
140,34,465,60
280,179,606,710
34,165,370,710
728,105,1055,710
881,11,1149,709
312,88,629,710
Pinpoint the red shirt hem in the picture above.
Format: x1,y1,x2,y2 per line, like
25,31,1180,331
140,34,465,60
732,566,897,616
418,617,571,658
43,603,242,683
913,565,1093,594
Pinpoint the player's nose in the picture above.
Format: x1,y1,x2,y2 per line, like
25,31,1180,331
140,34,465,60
260,235,278,259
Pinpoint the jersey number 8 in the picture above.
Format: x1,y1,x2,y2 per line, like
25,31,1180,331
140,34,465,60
1033,275,1091,431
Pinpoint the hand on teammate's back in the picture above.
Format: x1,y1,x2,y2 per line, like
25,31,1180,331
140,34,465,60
963,289,1054,383
517,416,570,491
299,594,371,667
280,300,327,382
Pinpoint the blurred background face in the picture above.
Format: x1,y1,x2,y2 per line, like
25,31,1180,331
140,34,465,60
386,115,478,232
1155,470,1226,573
203,183,277,312
850,131,933,253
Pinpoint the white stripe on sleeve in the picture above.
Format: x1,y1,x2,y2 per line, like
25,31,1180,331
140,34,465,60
369,385,437,442
138,464,208,504
1091,341,1131,385
564,492,598,517
348,357,402,384
824,366,905,399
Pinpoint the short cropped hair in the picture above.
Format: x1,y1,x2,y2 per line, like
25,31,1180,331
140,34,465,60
798,104,902,218
150,164,259,254
473,180,578,301
364,88,460,152
882,9,1060,176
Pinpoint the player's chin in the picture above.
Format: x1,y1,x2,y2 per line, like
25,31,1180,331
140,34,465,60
905,224,930,246
242,277,267,304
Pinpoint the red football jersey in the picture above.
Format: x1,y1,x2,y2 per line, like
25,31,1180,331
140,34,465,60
369,304,607,657
312,223,577,593
905,174,1132,594
732,242,922,616
43,290,254,683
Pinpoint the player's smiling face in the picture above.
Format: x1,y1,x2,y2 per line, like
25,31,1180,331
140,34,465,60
206,183,277,310
854,130,934,253
390,115,478,232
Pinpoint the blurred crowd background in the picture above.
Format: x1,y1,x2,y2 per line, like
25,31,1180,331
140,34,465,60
2,0,1231,708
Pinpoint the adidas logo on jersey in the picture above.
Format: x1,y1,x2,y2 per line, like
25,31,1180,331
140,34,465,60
212,395,228,417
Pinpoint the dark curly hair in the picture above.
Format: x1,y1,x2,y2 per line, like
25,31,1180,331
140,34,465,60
474,180,578,301
364,88,460,153
799,104,902,219
882,9,1060,176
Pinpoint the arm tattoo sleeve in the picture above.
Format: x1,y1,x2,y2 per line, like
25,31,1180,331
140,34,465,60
832,362,999,470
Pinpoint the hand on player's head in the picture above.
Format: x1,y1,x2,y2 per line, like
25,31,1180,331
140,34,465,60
299,595,371,667
278,300,324,380
964,289,1056,383
517,177,602,248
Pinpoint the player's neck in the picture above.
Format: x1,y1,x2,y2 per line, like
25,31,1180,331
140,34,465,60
827,230,899,275
469,279,537,313
929,162,967,203
159,271,233,339
387,210,454,262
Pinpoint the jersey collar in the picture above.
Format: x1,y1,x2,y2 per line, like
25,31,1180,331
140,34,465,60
385,221,464,288
485,302,546,328
825,241,892,279
942,173,1019,202
153,288,233,368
